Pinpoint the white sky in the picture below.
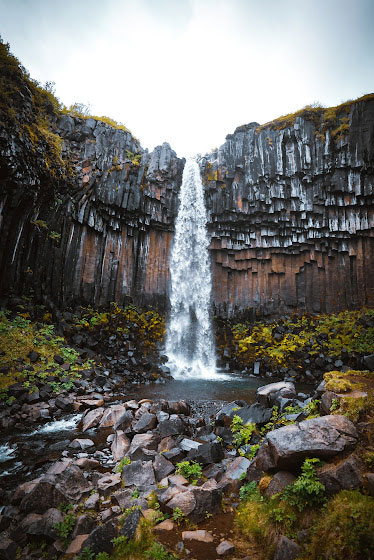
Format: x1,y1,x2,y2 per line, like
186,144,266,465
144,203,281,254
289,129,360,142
1,0,373,157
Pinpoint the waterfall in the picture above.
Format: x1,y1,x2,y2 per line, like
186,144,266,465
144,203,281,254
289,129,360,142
166,158,217,379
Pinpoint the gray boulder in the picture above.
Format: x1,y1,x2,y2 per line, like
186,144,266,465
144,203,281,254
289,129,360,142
133,412,157,433
119,508,143,540
264,472,297,498
317,455,363,495
255,415,358,470
274,535,301,560
158,415,186,437
187,442,224,465
122,460,156,489
234,402,273,426
256,382,296,407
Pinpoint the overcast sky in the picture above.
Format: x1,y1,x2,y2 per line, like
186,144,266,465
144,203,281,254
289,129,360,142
1,0,373,157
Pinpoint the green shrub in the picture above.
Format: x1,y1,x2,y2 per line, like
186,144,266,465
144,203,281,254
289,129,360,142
144,542,177,560
175,461,202,484
77,548,94,560
53,512,75,542
239,481,260,502
231,415,256,447
281,458,325,511
303,490,374,559
115,456,131,473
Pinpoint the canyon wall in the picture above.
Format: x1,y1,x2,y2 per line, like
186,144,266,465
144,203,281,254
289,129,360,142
1,81,374,318
201,97,374,317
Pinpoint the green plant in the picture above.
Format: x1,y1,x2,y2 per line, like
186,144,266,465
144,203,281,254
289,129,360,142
231,415,256,447
115,456,131,473
77,548,95,560
363,451,374,470
58,503,73,513
131,488,140,499
95,554,110,560
305,399,321,418
172,507,185,525
281,458,325,511
240,481,260,502
304,490,374,559
175,461,202,484
330,397,340,412
53,512,75,542
144,542,177,560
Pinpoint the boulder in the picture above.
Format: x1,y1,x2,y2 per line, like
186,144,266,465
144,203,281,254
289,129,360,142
81,519,118,554
187,442,224,465
99,405,126,428
97,473,122,497
274,535,301,560
26,507,64,540
256,382,296,407
233,402,272,426
317,455,363,495
264,472,297,498
20,477,67,513
255,415,358,470
111,431,130,461
71,515,97,539
167,400,191,415
81,407,104,431
363,353,374,370
165,490,196,516
65,534,90,556
112,489,147,510
55,396,74,412
158,415,186,437
127,433,160,457
215,401,244,426
114,409,134,431
133,412,157,433
119,508,143,540
122,460,156,489
320,391,339,415
218,457,251,492
190,479,222,522
153,454,175,481
69,438,94,450
216,540,235,555
0,536,17,560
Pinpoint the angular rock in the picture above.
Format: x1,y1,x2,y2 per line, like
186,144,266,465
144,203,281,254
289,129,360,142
179,438,202,452
99,405,126,428
235,402,273,426
26,507,64,540
71,514,97,539
166,490,196,516
255,415,358,470
69,438,94,450
111,431,130,461
182,530,214,543
256,382,296,407
154,519,175,531
133,412,157,433
97,473,122,497
20,477,67,513
122,460,156,489
55,396,74,412
190,479,222,522
0,536,18,560
216,540,235,555
127,433,160,456
162,447,185,464
215,401,243,426
153,454,175,481
81,519,118,554
119,508,143,540
274,535,301,560
317,455,363,495
65,534,90,556
320,391,339,415
158,415,186,437
264,471,297,498
81,407,104,431
187,442,224,465
114,409,134,431
219,457,251,492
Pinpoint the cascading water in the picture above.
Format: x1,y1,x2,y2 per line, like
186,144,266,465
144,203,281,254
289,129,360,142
166,158,219,379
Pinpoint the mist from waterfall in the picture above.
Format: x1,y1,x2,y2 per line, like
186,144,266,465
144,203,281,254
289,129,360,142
166,158,219,379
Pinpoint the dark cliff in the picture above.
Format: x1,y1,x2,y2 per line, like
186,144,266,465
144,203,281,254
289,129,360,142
201,97,374,317
1,42,374,317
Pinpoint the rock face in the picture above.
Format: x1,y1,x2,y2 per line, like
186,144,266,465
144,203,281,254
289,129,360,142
1,87,374,317
201,97,374,317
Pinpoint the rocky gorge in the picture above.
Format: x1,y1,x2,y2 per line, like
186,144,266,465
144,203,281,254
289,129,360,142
1,39,374,560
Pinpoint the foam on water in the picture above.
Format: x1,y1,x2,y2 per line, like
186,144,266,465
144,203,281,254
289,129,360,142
28,414,81,436
166,159,224,380
0,443,17,463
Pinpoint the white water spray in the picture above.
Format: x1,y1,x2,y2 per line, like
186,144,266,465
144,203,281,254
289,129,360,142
166,159,219,379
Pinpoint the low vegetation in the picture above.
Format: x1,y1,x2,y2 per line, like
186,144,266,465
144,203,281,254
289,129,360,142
220,308,374,373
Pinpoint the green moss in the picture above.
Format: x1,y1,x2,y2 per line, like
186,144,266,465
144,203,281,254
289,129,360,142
302,490,374,560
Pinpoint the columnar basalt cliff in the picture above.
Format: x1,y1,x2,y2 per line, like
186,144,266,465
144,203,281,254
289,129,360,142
0,40,374,318
201,97,374,317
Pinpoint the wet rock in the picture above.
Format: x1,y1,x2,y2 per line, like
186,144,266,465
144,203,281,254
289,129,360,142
97,473,122,497
219,457,251,492
256,382,296,407
234,402,273,426
158,415,186,437
153,454,175,481
167,400,191,415
255,415,358,470
114,409,134,431
216,540,235,555
215,401,244,426
264,472,297,498
99,405,127,428
81,519,118,554
119,508,143,540
133,412,157,433
182,530,214,543
81,407,104,431
187,442,224,465
69,438,94,450
55,396,74,412
127,433,160,457
317,455,363,495
274,535,301,560
19,478,67,513
111,431,130,461
122,460,156,489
